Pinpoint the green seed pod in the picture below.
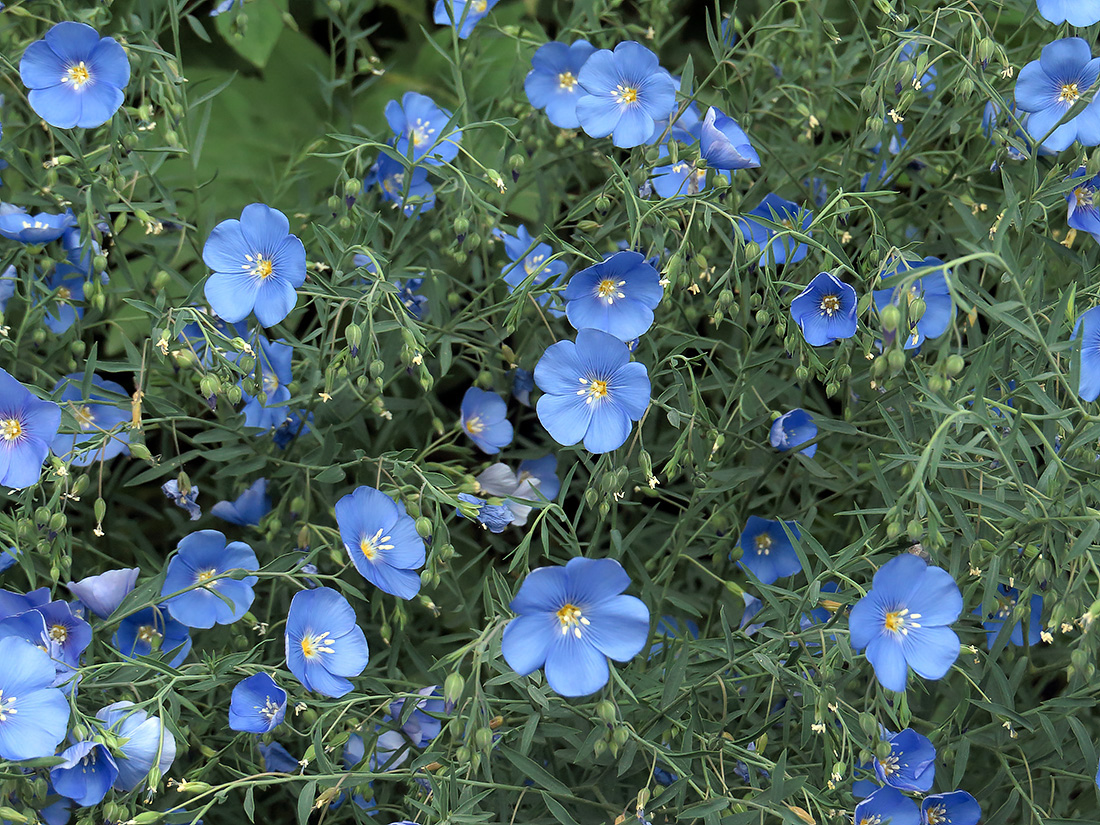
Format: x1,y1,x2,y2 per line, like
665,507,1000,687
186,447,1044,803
886,520,901,540
860,86,877,110
755,309,770,326
344,178,362,196
907,519,922,540
130,442,154,461
415,516,432,537
859,712,878,736
49,512,66,532
874,740,893,760
826,381,840,397
346,323,363,350
946,354,964,376
795,365,810,382
595,700,616,724
595,194,611,212
908,297,926,322
508,153,525,170
880,303,900,331
327,194,341,210
887,349,906,372
612,726,630,746
444,671,464,706
584,489,599,507
977,37,995,63
928,374,945,394
474,727,494,751
593,738,608,757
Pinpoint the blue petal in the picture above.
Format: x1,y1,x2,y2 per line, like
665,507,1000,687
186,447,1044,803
544,635,609,696
501,613,555,675
865,635,908,691
583,595,649,660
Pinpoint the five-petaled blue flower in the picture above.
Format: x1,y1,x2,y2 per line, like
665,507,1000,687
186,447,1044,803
563,250,663,341
229,672,287,733
849,553,962,692
0,208,76,243
0,637,70,761
872,257,954,350
212,478,272,526
96,701,177,791
974,584,1044,649
854,786,920,825
1015,38,1100,153
50,372,131,466
699,106,760,170
385,92,462,166
649,144,707,198
770,409,817,458
50,741,119,806
1037,0,1100,27
525,40,597,129
0,367,61,490
41,263,87,334
285,586,370,698
921,791,981,825
20,22,130,129
494,225,567,316
1066,167,1100,243
736,516,802,585
534,328,650,454
1074,305,1100,401
335,485,426,600
366,153,436,217
433,0,499,39
69,567,139,619
575,41,677,149
203,203,307,327
112,606,193,668
790,272,858,346
161,530,259,629
501,557,650,697
736,194,812,267
460,387,514,454
875,728,935,791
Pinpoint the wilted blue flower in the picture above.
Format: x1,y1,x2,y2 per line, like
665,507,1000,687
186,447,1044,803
259,741,299,773
161,530,259,629
563,250,663,341
203,203,306,327
770,409,817,458
366,154,436,217
974,585,1043,649
41,263,86,334
239,336,293,431
1015,38,1100,152
790,272,857,346
96,701,177,791
872,257,953,350
513,368,535,406
494,225,567,316
460,387,513,454
229,673,287,733
575,41,677,149
921,791,981,825
335,485,426,600
1074,305,1100,401
649,144,706,198
285,586,370,698
51,740,119,806
0,638,70,760
475,457,555,525
534,328,650,454
433,0,498,39
501,557,650,696
0,367,61,489
849,553,962,692
20,22,129,129
1066,168,1100,242
1037,0,1100,27
525,40,597,129
385,92,462,166
456,493,513,533
212,478,271,526
0,208,76,243
162,478,201,520
855,786,920,825
875,728,935,791
736,194,812,267
274,409,313,448
113,606,192,667
50,373,130,466
736,517,802,585
699,106,760,170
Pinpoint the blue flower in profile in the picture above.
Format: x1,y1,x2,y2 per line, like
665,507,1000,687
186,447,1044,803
534,328,650,454
699,106,760,170
736,517,802,585
849,553,962,692
513,367,535,406
385,92,462,166
1074,305,1100,401
790,272,857,347
259,741,299,773
650,144,707,198
736,194,812,267
921,791,981,825
1037,0,1100,27
433,0,499,39
875,728,935,791
203,203,307,327
474,456,559,525
112,606,192,667
501,557,650,697
0,546,19,575
96,701,177,791
575,41,677,149
50,740,119,806
1065,167,1100,243
229,673,287,733
770,409,817,458
285,586,370,698
161,530,259,629
563,250,663,341
799,581,840,640
872,257,953,350
460,387,513,454
366,154,436,217
1015,38,1100,153
0,367,62,489
50,372,130,466
494,225,567,316
41,263,87,334
456,493,513,533
740,592,765,635
974,585,1043,649
212,478,271,526
0,637,70,760
239,336,293,431
20,22,129,129
519,454,560,500
0,208,76,243
162,478,201,520
525,41,597,129
274,409,313,448
855,786,920,825
335,485,426,600
648,96,701,144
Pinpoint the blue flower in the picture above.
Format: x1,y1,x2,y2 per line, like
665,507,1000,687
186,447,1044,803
96,701,177,791
649,144,707,198
921,791,981,825
0,610,76,691
385,92,462,166
259,741,299,773
534,328,650,454
20,22,129,129
650,615,699,657
0,208,76,243
433,0,499,39
229,673,287,733
41,263,87,334
790,272,858,346
460,387,513,454
210,0,243,14
161,530,259,629
33,600,92,668
736,516,802,585
456,493,514,533
112,606,192,667
162,478,201,520
239,336,294,431
0,637,70,760
898,42,936,94
699,106,760,170
475,457,557,525
770,409,817,458
983,99,1056,162
1014,38,1100,153
389,687,446,745
563,250,663,341
1074,305,1100,400
1066,167,1100,242
648,96,701,144
212,478,271,526
335,485,426,600
203,203,307,327
494,225,567,316
525,41,597,129
575,41,677,149
740,592,765,635
849,553,962,692
974,585,1043,649
0,265,15,312
366,154,436,217
50,741,119,806
736,194,812,267
799,581,840,640
519,454,560,500
0,367,61,489
285,586,370,698
501,557,650,697
274,409,313,448
0,587,50,620
0,546,19,575
513,367,535,406
875,728,935,791
873,257,953,351
1037,0,1100,27
50,373,130,466
854,786,920,825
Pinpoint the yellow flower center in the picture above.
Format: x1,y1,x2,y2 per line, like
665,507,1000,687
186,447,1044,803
558,71,577,91
556,603,589,638
883,607,922,635
196,569,218,588
63,62,91,88
0,419,23,442
137,624,162,645
524,254,546,276
1076,187,1094,208
820,294,841,315
0,689,16,723
245,254,274,279
859,817,883,825
358,528,394,562
57,287,72,301
383,173,404,194
465,415,484,434
411,118,435,147
925,805,947,825
49,624,68,644
878,754,899,776
596,278,626,303
301,631,334,659
754,534,772,555
1060,83,1081,104
614,84,639,105
473,0,487,11
74,405,95,430
577,377,609,404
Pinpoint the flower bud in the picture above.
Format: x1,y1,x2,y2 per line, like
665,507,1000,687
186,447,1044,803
887,349,906,372
946,354,964,376
595,700,616,724
908,297,926,322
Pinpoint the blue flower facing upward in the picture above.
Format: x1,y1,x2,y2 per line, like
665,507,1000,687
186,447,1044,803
1015,38,1100,152
854,786,920,825
50,740,119,806
974,585,1043,649
335,485,426,600
96,701,177,792
203,203,307,328
875,728,935,791
493,224,567,316
212,478,272,526
162,478,201,520
872,257,954,350
366,154,436,217
433,0,499,39
460,387,513,454
0,208,76,243
849,553,962,692
0,367,61,490
649,144,707,198
0,637,70,761
736,194,812,267
921,791,981,825
525,40,597,129
736,517,802,585
68,567,139,619
501,557,650,697
699,106,760,170
229,673,287,733
575,41,677,148
385,92,462,166
534,328,651,454
790,272,858,346
20,22,130,129
1065,167,1100,242
50,372,131,466
1037,0,1100,28
770,409,817,458
285,586,370,698
1073,305,1100,401
112,606,192,667
161,530,259,629
563,250,663,341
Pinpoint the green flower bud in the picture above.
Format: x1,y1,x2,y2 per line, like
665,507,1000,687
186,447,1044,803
946,354,964,376
887,349,906,372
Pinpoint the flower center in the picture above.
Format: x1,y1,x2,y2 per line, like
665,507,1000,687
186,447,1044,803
245,253,274,280
925,805,947,825
0,689,17,723
613,84,639,105
258,696,282,722
62,62,92,88
1060,83,1081,104
196,568,219,589
74,406,95,430
1076,187,1094,208
48,624,68,644
411,118,435,147
524,254,546,276
263,372,279,394
465,415,485,434
577,377,610,404
995,595,1016,619
820,294,841,315
383,172,404,194
57,287,72,301
878,753,900,776
754,534,772,555
858,817,882,825
556,603,589,638
0,418,23,442
596,278,626,303
473,0,487,11
301,631,335,659
358,528,394,561
883,606,922,635
137,624,162,645
558,71,577,91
